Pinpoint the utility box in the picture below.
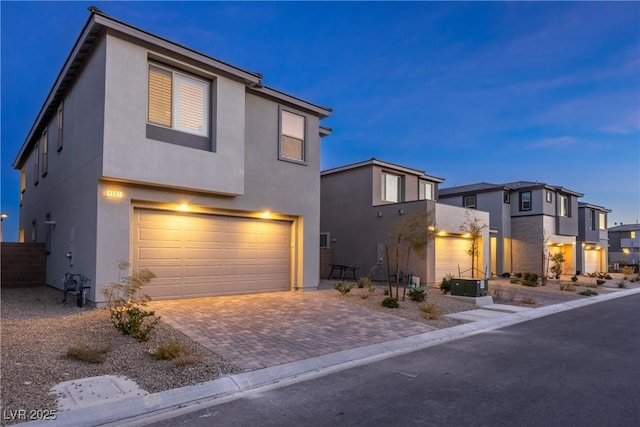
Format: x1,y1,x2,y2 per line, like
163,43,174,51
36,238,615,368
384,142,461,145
450,279,488,297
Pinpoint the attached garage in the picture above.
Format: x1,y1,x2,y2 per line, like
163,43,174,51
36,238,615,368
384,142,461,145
435,236,472,283
583,249,600,274
132,209,291,299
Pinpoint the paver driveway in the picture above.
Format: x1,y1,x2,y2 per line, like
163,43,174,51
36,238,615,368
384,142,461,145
149,290,434,371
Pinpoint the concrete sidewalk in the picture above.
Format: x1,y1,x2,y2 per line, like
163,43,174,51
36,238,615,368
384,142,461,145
21,287,640,427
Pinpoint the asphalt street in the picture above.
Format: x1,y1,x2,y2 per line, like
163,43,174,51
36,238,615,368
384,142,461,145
149,294,640,427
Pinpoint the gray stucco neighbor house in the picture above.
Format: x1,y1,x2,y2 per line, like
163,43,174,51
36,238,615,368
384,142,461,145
320,159,490,287
576,202,610,274
439,181,585,277
13,9,331,304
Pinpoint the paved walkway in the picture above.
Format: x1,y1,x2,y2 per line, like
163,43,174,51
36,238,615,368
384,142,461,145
149,291,435,371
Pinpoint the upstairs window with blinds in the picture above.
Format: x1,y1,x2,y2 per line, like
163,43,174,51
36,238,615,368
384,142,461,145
280,110,305,162
148,64,209,137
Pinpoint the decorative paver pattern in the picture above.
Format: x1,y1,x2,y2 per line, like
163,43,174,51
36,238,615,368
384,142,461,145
149,291,434,371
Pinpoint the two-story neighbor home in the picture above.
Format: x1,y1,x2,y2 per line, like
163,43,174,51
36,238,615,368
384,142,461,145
13,9,331,303
320,159,490,286
439,181,582,277
576,202,610,274
608,224,640,270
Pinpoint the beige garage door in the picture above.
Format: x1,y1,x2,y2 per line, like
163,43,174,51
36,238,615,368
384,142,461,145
435,237,472,283
584,249,599,274
132,209,291,299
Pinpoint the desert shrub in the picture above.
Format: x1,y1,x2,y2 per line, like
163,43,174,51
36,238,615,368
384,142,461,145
560,282,576,292
359,279,375,299
621,266,634,276
67,345,108,364
571,275,578,283
596,279,606,286
333,282,353,295
408,289,426,302
587,272,597,278
150,341,186,361
604,274,612,280
578,289,598,296
523,272,538,283
617,281,627,289
381,297,399,308
103,263,159,342
521,296,536,305
419,303,441,320
514,272,523,278
357,277,373,289
440,277,451,294
630,274,640,283
501,272,511,278
521,279,538,287
510,278,520,284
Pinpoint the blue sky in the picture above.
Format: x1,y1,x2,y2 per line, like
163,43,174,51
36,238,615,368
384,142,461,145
1,1,639,241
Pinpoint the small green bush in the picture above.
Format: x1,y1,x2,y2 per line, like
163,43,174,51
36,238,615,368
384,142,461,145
357,277,373,289
501,272,511,278
510,278,520,284
621,266,634,275
596,279,606,286
571,275,578,282
523,272,538,283
578,289,598,296
408,289,426,302
333,282,354,295
560,282,576,292
440,278,451,294
381,297,399,308
604,274,612,280
67,345,109,364
521,279,538,287
617,281,627,289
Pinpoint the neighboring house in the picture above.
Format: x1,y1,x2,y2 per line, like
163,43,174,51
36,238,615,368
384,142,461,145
320,159,490,286
12,9,331,304
439,181,583,277
576,202,610,274
608,224,640,268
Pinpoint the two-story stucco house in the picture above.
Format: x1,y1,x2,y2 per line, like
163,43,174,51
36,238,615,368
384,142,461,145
608,224,640,270
439,181,583,277
320,159,490,286
13,9,331,304
576,202,610,274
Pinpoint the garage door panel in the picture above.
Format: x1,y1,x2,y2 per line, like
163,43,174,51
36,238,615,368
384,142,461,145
435,237,472,283
133,209,291,299
584,250,599,274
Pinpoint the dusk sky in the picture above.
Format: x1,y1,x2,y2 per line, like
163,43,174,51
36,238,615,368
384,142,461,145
1,1,639,242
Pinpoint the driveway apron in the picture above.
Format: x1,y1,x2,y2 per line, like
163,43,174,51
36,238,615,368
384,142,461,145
149,291,434,371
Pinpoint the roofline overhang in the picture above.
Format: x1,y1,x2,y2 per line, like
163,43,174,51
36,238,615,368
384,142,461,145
321,158,445,183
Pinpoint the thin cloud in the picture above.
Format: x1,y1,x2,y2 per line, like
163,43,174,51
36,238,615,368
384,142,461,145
529,136,577,149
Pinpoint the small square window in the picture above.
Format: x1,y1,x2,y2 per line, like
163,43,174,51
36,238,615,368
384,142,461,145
546,191,553,203
464,195,476,208
320,233,330,249
280,110,306,162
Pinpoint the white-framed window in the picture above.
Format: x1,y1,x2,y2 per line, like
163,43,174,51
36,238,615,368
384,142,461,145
280,110,305,162
41,130,48,177
504,192,510,204
463,195,477,208
546,191,553,203
419,181,433,200
33,142,40,185
559,195,569,217
599,213,606,230
320,232,330,249
381,172,401,202
148,63,209,136
57,103,63,151
520,191,531,211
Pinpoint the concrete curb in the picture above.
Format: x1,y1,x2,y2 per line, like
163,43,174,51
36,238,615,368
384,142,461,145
21,287,640,427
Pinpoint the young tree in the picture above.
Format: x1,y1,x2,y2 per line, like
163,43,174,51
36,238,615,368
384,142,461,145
386,211,435,300
459,211,488,278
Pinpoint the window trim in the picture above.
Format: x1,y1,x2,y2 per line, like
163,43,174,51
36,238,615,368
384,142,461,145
57,103,64,152
41,129,48,177
463,195,477,208
320,232,330,249
520,191,532,211
279,108,307,164
559,195,569,217
147,62,213,148
33,142,40,185
546,191,553,203
381,172,402,203
419,180,433,201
